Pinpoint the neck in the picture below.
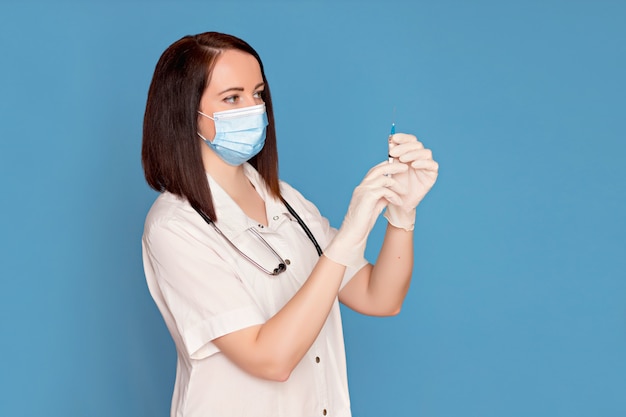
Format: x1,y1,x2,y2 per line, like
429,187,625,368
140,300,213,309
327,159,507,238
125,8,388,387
202,145,249,194
202,144,267,226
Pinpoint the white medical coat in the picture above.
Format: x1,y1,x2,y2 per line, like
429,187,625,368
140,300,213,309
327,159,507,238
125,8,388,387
142,163,367,417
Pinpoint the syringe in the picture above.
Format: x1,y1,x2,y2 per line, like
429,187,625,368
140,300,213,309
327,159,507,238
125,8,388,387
388,122,396,164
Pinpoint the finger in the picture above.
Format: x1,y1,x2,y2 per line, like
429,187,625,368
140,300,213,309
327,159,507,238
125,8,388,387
395,148,433,163
389,142,425,158
368,188,403,213
355,175,406,202
373,186,404,207
357,175,406,199
373,198,388,216
363,160,408,179
389,133,419,145
389,144,433,162
352,186,401,212
410,159,439,172
368,176,408,196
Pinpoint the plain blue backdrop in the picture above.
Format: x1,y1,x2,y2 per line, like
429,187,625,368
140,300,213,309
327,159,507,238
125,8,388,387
1,1,625,416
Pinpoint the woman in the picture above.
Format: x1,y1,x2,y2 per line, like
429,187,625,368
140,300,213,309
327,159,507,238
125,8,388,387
142,31,438,417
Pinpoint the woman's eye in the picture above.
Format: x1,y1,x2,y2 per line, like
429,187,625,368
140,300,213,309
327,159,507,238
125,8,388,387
253,90,265,100
223,95,239,104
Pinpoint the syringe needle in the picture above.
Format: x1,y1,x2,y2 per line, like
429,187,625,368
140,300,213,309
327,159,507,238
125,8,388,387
388,116,395,164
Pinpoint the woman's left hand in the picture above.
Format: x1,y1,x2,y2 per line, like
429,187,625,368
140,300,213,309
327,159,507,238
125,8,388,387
384,133,439,230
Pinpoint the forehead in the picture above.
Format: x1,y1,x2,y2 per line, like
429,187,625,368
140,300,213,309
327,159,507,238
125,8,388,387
208,49,263,89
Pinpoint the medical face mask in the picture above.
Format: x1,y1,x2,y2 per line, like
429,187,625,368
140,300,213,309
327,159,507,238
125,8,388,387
197,103,269,166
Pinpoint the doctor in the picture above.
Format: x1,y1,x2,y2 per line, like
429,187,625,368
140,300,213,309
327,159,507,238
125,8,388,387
141,31,438,417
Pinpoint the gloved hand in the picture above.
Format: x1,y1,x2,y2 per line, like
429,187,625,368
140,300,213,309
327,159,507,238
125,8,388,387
383,133,439,231
324,161,409,268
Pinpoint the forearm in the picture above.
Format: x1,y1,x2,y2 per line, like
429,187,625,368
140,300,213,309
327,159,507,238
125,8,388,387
214,255,346,380
260,255,345,362
364,130,436,312
368,224,414,311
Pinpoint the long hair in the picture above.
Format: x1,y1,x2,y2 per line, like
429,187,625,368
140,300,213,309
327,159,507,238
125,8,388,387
142,32,280,220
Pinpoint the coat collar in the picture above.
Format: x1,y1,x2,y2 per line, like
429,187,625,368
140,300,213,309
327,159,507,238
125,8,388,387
207,163,287,235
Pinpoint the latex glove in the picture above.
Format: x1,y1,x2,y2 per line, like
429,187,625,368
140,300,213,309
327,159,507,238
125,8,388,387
324,161,409,268
383,133,439,231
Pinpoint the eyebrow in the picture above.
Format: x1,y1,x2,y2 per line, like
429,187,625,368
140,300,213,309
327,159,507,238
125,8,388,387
218,82,265,95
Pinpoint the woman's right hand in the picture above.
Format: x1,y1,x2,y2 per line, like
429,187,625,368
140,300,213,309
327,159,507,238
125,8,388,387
211,160,408,381
324,161,409,267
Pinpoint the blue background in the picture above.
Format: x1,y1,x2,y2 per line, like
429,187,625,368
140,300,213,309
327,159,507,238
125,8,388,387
1,1,625,416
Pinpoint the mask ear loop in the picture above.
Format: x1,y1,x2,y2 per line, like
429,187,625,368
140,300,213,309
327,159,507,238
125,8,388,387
197,110,215,120
197,111,214,142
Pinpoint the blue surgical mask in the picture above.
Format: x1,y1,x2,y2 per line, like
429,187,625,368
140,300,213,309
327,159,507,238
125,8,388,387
197,104,269,166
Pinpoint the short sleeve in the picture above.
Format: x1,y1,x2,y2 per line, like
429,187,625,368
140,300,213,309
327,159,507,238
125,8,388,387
142,217,266,360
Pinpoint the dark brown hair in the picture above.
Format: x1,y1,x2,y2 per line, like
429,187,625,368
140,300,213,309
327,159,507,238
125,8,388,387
142,32,280,220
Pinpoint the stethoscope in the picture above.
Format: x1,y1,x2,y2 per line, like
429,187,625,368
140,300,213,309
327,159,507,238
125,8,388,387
193,198,322,276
